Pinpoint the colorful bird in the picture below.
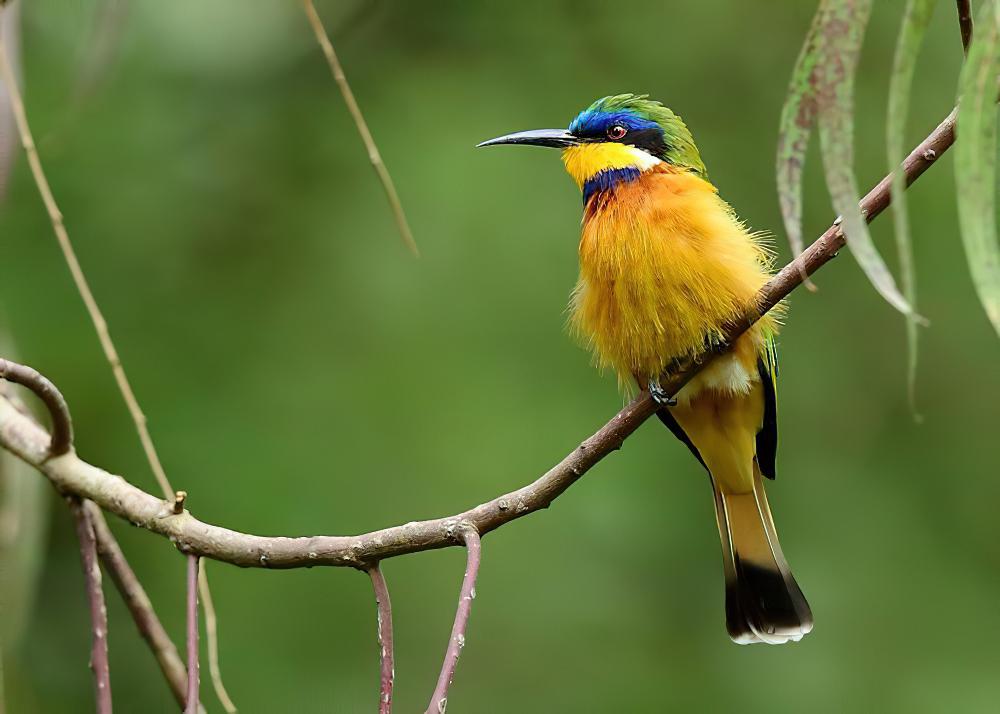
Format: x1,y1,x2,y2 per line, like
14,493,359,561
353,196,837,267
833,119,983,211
479,94,812,644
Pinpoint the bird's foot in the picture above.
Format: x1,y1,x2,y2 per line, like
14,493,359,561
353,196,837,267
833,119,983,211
647,379,677,407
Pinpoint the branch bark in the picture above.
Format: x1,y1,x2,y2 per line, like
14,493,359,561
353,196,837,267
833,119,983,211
300,0,419,257
88,503,201,712
0,105,958,570
70,498,112,714
957,0,973,53
185,555,200,714
366,565,394,714
427,527,481,714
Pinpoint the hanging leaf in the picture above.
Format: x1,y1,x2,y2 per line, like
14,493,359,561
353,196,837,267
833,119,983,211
776,6,825,288
887,0,936,415
814,0,918,317
955,0,1000,337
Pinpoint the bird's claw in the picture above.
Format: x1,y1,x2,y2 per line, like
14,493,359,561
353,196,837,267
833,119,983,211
647,379,677,407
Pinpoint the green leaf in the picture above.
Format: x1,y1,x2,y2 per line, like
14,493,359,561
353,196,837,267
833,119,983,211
776,6,825,283
955,0,1000,337
815,0,917,317
887,0,936,415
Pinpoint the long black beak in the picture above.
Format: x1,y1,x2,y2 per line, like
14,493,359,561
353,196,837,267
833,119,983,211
476,129,578,149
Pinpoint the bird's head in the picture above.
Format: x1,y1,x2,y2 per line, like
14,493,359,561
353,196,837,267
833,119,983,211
478,94,706,194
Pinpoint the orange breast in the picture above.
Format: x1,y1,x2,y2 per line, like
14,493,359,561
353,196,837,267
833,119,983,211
569,169,778,392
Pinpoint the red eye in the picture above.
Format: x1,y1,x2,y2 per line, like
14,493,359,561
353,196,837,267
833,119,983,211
607,124,627,140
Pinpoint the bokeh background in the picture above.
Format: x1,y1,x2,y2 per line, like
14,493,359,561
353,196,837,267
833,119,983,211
1,1,999,712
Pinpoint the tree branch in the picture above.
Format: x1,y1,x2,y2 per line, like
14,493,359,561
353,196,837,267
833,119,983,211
0,25,172,500
0,105,958,569
70,498,112,714
198,562,237,713
366,565,394,714
300,0,419,257
0,21,238,707
957,0,973,53
88,502,202,712
185,555,200,714
427,527,481,714
0,357,72,455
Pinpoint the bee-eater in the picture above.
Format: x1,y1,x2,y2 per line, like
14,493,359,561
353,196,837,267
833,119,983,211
479,94,812,644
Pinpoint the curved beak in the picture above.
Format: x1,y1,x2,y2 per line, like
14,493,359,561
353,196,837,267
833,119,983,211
476,129,578,149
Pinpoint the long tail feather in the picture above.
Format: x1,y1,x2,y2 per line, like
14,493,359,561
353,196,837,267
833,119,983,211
712,467,812,644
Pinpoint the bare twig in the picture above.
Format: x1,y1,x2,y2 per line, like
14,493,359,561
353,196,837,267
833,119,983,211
0,20,171,500
957,0,973,53
300,0,419,257
427,527,481,714
366,565,394,714
88,503,199,711
0,106,960,570
0,358,72,456
70,498,112,714
185,555,200,714
0,23,237,707
0,0,21,202
198,562,237,714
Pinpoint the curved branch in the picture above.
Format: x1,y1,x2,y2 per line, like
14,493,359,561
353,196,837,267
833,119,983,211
0,357,73,455
0,106,958,570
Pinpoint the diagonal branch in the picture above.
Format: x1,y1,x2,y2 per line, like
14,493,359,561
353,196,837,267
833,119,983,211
0,26,171,500
0,21,237,707
957,0,973,53
69,498,112,714
198,563,237,713
0,105,959,569
427,527,481,714
88,502,202,712
301,0,419,256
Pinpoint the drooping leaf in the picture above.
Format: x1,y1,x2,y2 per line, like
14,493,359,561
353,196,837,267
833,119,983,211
776,6,825,287
955,0,1000,337
815,0,917,317
887,0,936,415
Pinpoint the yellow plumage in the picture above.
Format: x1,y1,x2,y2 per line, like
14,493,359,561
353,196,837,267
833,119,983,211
564,147,778,394
477,98,811,643
561,142,810,644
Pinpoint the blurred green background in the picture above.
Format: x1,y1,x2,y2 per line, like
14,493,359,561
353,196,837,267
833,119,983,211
1,0,999,711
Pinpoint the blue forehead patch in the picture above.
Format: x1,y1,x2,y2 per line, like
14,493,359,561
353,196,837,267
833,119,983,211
568,109,661,137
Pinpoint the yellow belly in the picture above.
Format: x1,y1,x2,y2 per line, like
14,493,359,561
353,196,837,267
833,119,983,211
569,169,778,395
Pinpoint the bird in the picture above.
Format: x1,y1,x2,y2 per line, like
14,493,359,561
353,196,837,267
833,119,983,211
478,94,812,644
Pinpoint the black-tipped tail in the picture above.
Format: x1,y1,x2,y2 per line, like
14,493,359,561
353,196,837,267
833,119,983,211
713,470,813,645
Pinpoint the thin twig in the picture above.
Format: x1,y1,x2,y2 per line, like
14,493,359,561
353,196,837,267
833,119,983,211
198,562,237,713
300,0,419,257
0,23,237,708
185,555,200,714
0,18,170,499
0,0,21,202
427,527,481,714
0,358,72,455
88,502,198,711
0,106,961,570
957,0,973,53
70,498,112,714
366,565,395,714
